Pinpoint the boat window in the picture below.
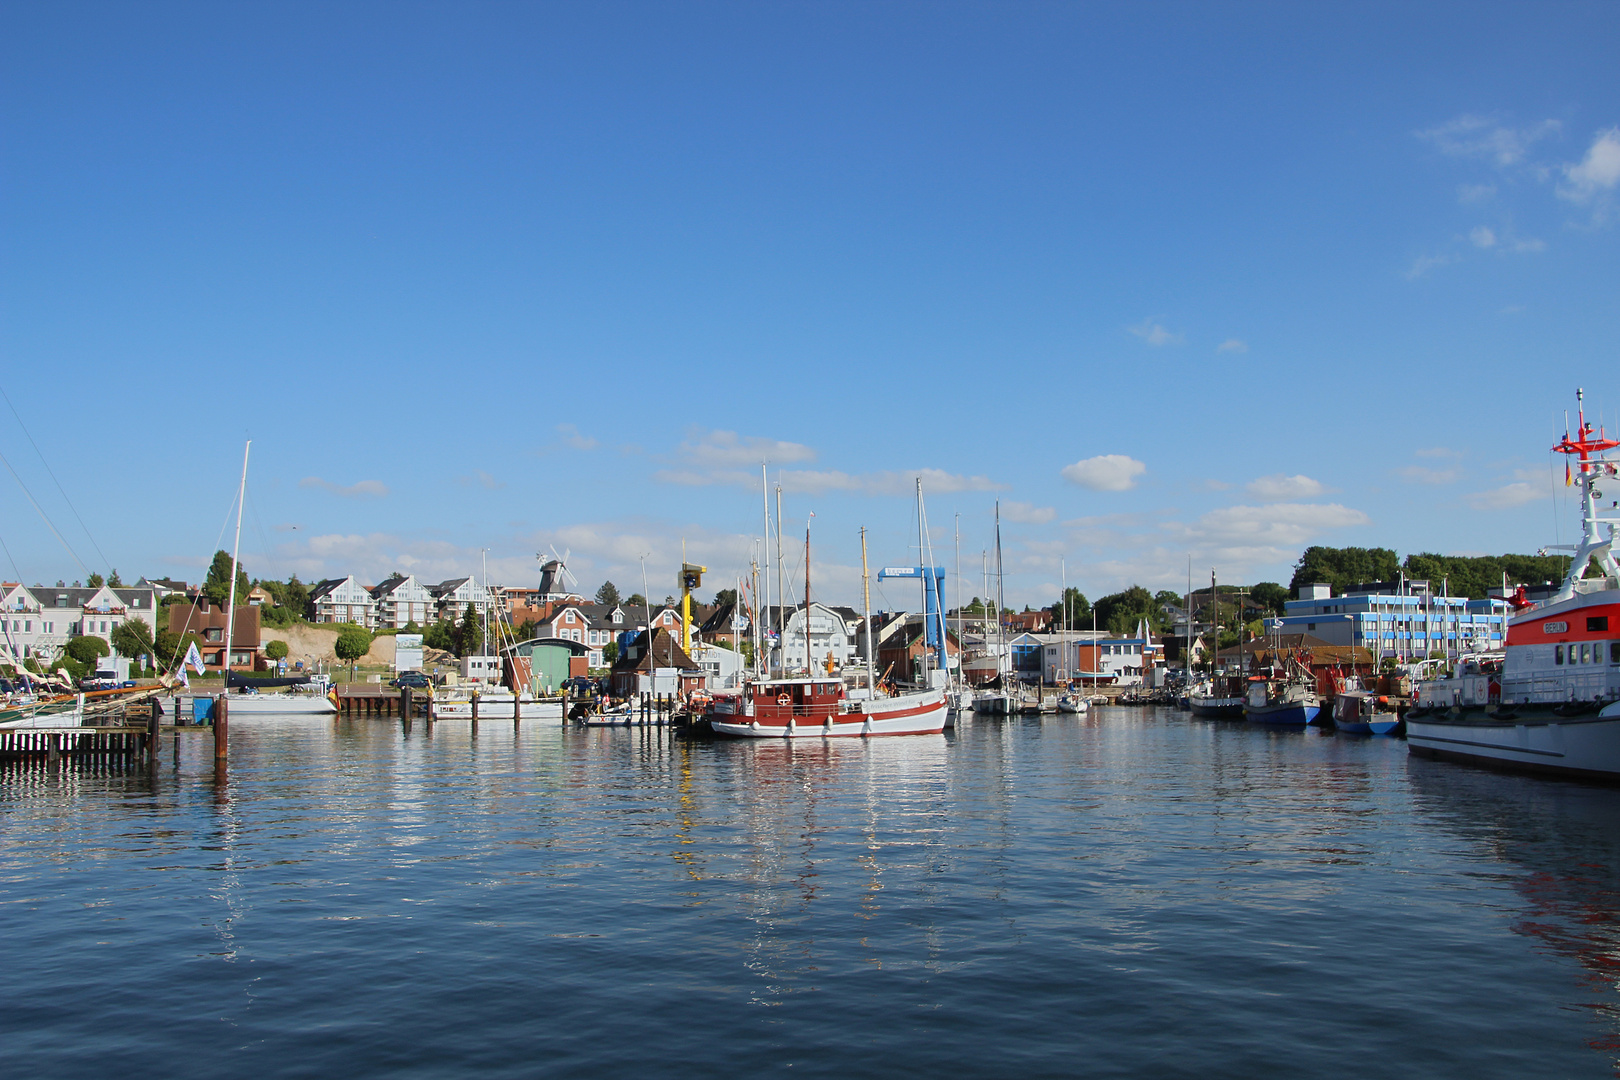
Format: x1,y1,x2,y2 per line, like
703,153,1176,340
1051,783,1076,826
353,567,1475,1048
1582,643,1592,664
1590,617,1610,632
1555,645,1564,665
1611,642,1620,664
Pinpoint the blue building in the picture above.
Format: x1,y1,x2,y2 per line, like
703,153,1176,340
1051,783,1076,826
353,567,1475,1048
1273,582,1506,657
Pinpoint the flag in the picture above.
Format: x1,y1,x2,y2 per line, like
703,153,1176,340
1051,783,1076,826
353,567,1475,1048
183,640,206,675
1567,462,1573,486
177,666,189,689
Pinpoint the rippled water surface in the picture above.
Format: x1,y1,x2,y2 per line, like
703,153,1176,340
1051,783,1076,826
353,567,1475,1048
5,708,1620,1078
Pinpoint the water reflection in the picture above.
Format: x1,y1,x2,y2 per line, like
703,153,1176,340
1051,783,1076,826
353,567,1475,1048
1409,761,1620,1071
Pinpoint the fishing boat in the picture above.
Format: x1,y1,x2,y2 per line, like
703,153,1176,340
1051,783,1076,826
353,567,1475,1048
1407,390,1620,781
1331,683,1401,735
1243,657,1322,726
1188,675,1245,719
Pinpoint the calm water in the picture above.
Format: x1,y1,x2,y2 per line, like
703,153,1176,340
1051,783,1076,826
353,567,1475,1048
5,708,1620,1078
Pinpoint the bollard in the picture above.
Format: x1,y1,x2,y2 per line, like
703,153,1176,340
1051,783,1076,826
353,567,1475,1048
214,695,229,761
401,686,412,725
147,701,161,762
513,691,521,726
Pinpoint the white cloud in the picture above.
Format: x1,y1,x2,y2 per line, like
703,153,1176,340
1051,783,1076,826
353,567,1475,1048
1000,501,1056,524
1558,127,1620,215
1178,502,1370,551
1128,318,1183,347
1216,339,1248,354
1406,252,1459,279
654,464,1000,496
455,470,505,490
1467,482,1544,510
1509,236,1546,252
1469,226,1497,248
677,428,817,469
1458,183,1497,204
555,424,599,451
1062,454,1147,492
1417,115,1560,166
299,477,389,499
1246,474,1328,500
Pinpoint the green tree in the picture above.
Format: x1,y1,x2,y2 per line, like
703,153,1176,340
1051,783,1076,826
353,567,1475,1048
455,603,483,657
204,550,251,606
110,617,153,660
108,569,123,587
626,593,646,609
334,626,372,678
403,620,421,635
1093,585,1161,637
1250,582,1289,615
602,641,619,665
712,587,738,608
423,618,456,652
595,580,621,605
264,639,289,661
1045,588,1092,630
86,572,104,588
1289,546,1400,597
65,635,110,665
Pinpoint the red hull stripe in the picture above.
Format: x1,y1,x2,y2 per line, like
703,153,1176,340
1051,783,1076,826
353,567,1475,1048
1507,601,1620,647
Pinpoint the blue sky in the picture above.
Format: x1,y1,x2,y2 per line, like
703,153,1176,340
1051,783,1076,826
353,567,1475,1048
2,2,1617,610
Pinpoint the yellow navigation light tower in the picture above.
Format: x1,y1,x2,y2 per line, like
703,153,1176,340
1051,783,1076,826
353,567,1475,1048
679,559,706,653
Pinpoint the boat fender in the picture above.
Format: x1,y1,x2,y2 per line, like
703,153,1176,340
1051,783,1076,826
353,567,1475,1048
786,716,795,735
862,718,873,737
750,720,761,732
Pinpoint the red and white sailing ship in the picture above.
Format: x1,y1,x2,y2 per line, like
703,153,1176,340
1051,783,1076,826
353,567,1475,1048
1409,389,1620,780
708,678,947,738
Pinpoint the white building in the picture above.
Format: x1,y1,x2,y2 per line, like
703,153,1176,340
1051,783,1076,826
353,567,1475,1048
431,577,491,623
0,582,160,668
778,602,858,673
370,574,435,629
690,642,745,689
309,576,378,626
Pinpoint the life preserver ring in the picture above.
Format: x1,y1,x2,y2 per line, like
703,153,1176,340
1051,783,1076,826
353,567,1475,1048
777,694,791,706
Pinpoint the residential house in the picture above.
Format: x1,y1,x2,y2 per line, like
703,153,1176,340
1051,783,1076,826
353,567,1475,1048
309,576,377,626
777,602,858,673
370,574,435,629
534,601,639,668
430,577,490,623
1040,625,1161,686
168,598,262,670
609,626,703,698
874,617,961,687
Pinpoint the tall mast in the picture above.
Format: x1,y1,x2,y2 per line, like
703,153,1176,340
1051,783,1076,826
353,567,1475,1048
861,526,874,694
954,514,962,691
1062,557,1068,680
1211,569,1218,674
775,483,785,677
994,502,1005,675
223,440,250,682
760,462,771,677
803,521,812,675
1185,556,1192,679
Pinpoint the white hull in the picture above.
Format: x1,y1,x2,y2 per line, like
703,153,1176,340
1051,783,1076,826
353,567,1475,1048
1407,707,1620,780
711,688,946,738
220,694,336,715
431,696,562,720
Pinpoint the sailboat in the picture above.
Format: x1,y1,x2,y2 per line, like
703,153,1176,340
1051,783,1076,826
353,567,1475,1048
972,502,1016,716
215,442,338,716
708,490,946,738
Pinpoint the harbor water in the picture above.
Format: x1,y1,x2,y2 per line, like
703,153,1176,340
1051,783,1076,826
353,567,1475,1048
5,707,1620,1078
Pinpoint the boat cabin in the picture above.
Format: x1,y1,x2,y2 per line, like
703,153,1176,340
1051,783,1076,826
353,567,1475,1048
744,678,846,724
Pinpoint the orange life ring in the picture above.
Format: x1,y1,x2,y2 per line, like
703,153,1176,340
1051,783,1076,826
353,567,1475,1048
777,694,791,706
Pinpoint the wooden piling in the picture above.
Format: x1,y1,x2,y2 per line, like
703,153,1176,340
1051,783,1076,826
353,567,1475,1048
214,695,229,761
147,703,161,761
401,685,412,724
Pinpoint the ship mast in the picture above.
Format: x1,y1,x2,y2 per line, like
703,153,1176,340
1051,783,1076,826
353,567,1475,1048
223,440,250,685
1549,387,1620,602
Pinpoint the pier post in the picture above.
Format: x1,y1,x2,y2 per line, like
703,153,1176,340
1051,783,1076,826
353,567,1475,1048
147,701,161,761
513,691,521,727
471,689,479,734
214,695,229,761
401,686,412,725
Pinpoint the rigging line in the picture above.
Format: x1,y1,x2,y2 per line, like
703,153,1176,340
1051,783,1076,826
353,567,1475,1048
0,382,113,574
0,445,90,577
0,526,24,583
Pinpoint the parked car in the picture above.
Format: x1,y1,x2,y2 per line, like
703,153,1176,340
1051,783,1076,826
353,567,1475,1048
390,671,432,689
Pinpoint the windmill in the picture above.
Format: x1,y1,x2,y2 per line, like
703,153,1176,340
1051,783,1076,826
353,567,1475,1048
537,546,583,602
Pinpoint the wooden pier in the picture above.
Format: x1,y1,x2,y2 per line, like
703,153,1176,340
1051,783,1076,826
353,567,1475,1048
0,726,153,760
336,685,430,718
